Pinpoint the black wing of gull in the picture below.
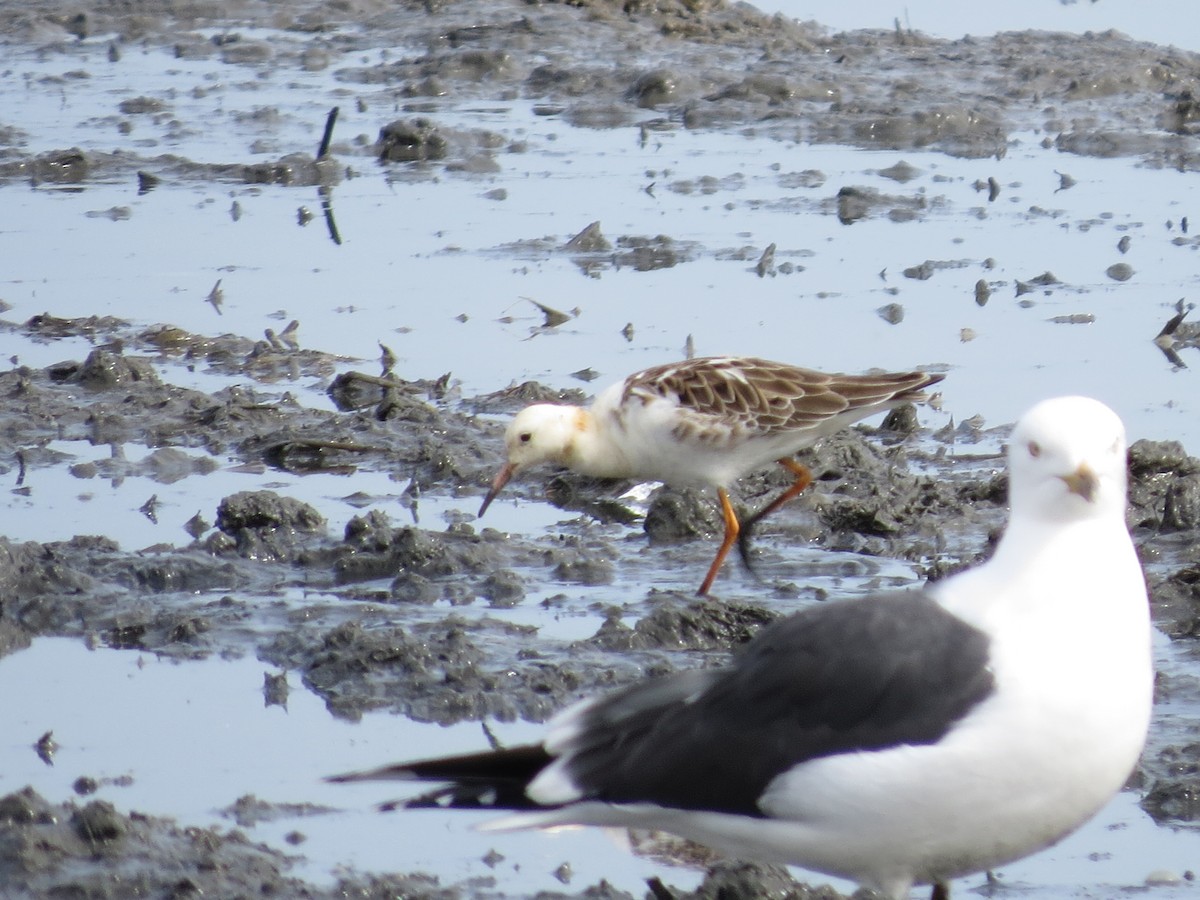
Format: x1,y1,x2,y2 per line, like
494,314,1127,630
334,590,994,818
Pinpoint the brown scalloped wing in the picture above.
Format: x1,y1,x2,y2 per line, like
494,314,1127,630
623,356,942,438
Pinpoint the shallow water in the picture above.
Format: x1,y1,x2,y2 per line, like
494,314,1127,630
0,638,666,894
6,76,1199,438
6,95,1200,542
2,636,1196,898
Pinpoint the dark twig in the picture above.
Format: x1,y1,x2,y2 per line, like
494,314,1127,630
320,185,342,245
317,106,338,159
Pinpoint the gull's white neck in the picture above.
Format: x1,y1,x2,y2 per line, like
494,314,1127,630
937,509,1145,634
937,502,1150,785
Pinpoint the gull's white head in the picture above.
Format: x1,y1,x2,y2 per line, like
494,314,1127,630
478,404,580,516
1007,396,1128,524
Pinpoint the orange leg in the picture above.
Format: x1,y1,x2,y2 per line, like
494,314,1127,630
736,459,814,572
697,487,740,596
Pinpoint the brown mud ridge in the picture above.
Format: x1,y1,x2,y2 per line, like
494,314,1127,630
4,0,1200,896
4,0,1200,190
1,311,1200,897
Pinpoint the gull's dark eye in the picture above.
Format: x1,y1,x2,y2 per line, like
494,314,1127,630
519,432,532,444
1027,441,1041,458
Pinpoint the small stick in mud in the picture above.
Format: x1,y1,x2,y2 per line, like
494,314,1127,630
317,107,339,159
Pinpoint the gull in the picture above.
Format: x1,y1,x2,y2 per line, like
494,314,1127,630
477,356,943,595
332,396,1153,899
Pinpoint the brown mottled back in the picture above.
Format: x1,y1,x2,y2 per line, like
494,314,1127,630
622,356,942,437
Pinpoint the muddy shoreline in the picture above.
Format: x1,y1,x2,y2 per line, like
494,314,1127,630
3,0,1200,896
2,313,1200,896
6,0,1200,187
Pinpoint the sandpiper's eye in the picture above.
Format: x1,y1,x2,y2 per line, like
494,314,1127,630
1027,441,1041,458
518,432,532,444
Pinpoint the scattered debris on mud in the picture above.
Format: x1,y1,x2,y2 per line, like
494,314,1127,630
4,0,1200,896
3,310,1200,896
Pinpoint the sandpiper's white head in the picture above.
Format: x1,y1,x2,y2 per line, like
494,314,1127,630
504,404,580,470
1007,396,1128,525
479,404,581,516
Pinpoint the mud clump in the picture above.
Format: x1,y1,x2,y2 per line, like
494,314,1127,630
645,488,723,542
0,787,316,900
336,515,504,586
481,568,526,607
588,598,776,652
216,491,326,535
261,617,592,724
676,860,849,899
377,118,449,162
1141,774,1200,824
212,490,327,561
74,347,160,389
72,799,126,843
1152,564,1200,638
0,783,496,898
243,151,335,186
1128,439,1200,532
553,554,616,585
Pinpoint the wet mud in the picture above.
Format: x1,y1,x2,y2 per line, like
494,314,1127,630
3,314,1200,896
0,779,846,900
4,0,1200,897
5,0,1200,187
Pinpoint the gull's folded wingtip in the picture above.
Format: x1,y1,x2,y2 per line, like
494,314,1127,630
325,764,416,785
